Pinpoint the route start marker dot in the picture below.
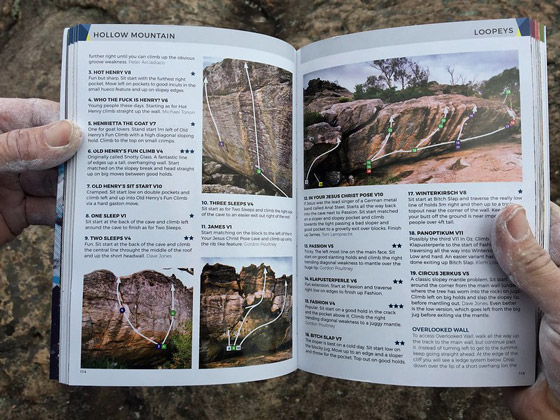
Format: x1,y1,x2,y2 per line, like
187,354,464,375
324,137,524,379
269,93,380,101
412,148,417,153
318,181,323,187
469,113,474,118
256,168,262,174
438,123,444,129
387,128,393,133
506,89,511,94
219,141,224,147
170,310,176,316
156,344,162,350
510,120,516,125
162,344,167,350
506,124,510,129
119,307,125,313
441,118,446,123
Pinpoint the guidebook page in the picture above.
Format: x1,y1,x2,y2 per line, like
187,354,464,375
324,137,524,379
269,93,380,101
296,20,540,387
61,25,297,385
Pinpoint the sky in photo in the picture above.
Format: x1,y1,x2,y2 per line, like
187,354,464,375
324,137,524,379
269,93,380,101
304,50,518,92
202,257,293,278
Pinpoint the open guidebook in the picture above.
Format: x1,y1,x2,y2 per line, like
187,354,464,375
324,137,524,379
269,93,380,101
52,18,549,386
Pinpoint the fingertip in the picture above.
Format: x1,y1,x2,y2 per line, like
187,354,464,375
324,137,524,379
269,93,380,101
45,120,82,149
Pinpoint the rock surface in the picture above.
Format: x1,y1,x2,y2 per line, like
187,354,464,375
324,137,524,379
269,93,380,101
202,59,292,197
305,93,519,186
200,263,292,367
81,270,193,368
1,1,560,419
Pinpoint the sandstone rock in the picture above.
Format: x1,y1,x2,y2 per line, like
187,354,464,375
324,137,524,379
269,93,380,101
306,94,517,176
202,59,292,197
200,263,292,365
321,99,384,134
81,269,193,368
304,78,353,112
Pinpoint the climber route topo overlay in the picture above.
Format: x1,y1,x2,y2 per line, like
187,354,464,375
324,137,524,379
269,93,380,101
203,58,292,197
116,278,176,350
305,95,518,188
225,267,289,351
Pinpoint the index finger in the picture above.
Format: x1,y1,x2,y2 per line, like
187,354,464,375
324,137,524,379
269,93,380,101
0,98,59,132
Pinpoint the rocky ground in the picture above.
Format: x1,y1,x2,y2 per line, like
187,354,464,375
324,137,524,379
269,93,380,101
1,1,560,419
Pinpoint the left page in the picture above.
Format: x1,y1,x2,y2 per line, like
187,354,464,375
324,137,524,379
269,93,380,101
56,24,297,386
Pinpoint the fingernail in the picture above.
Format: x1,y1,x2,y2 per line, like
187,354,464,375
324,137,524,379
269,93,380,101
506,206,531,240
46,120,77,147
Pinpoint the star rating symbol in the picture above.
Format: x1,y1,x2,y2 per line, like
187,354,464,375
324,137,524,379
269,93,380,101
189,214,194,218
392,243,402,248
518,189,523,194
395,340,400,345
191,71,195,76
399,304,404,309
180,149,195,154
190,149,195,153
191,122,195,126
184,235,194,241
395,340,405,346
389,304,394,308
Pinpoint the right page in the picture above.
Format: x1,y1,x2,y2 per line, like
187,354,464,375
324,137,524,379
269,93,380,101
296,18,548,387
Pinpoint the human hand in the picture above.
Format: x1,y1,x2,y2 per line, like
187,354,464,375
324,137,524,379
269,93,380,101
491,203,560,419
0,98,82,246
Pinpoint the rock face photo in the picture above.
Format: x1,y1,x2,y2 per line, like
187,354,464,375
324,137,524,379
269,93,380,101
199,261,292,368
202,58,293,197
81,269,194,369
303,52,521,188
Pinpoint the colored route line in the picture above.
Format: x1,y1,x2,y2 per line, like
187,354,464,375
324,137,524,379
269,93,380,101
205,64,289,197
306,100,517,188
365,104,514,167
117,278,176,349
244,63,261,170
371,114,397,161
305,137,341,185
243,63,289,197
226,268,289,351
503,88,511,104
204,77,224,147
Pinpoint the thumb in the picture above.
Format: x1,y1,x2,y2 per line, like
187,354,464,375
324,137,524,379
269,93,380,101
491,204,560,317
0,120,82,172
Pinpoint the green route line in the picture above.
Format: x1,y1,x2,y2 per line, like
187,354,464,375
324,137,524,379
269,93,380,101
116,278,175,348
